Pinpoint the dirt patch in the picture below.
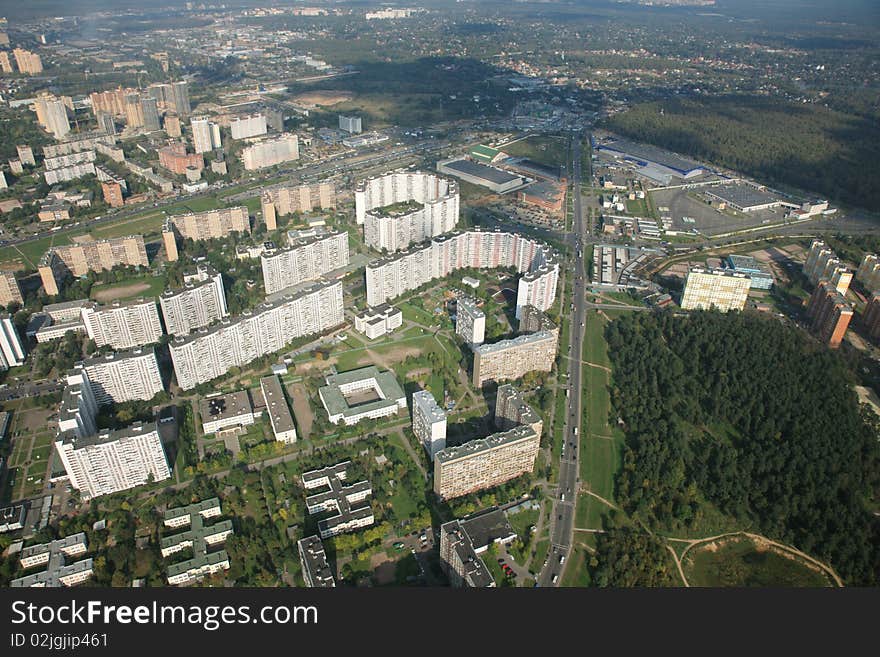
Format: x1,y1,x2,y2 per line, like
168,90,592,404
371,553,396,585
288,382,314,440
70,234,96,244
91,282,151,302
292,91,354,108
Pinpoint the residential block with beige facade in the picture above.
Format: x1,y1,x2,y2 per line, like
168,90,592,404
680,266,751,312
166,206,250,241
38,235,149,295
261,182,336,230
0,271,23,307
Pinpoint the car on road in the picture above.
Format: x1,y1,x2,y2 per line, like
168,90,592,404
551,574,559,584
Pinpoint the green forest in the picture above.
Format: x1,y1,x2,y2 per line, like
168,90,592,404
605,96,880,212
605,311,880,585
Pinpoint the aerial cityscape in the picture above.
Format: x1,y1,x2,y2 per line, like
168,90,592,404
0,0,878,591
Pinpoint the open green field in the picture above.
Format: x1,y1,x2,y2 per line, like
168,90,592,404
89,273,167,302
561,544,593,587
502,135,569,168
400,302,437,327
683,536,834,587
575,492,609,531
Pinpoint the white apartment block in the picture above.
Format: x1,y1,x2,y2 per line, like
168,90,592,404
34,96,70,139
260,229,349,295
353,303,402,340
12,533,94,588
230,113,268,140
456,296,485,346
170,279,343,390
365,229,559,309
159,267,228,336
0,315,26,370
680,267,751,312
241,133,299,170
191,116,222,153
472,330,558,387
0,271,22,307
161,499,233,586
412,390,447,460
302,462,374,539
339,115,362,134
44,150,96,171
44,162,96,185
356,172,460,252
81,348,163,405
516,262,559,319
81,299,164,350
55,421,170,500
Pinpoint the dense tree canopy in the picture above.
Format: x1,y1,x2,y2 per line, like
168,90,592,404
606,311,880,584
605,96,880,212
591,527,677,587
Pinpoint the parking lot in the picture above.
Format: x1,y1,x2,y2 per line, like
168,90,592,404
650,187,790,237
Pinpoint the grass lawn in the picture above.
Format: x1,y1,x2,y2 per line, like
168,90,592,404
400,302,437,327
561,545,592,587
531,539,550,575
574,492,609,531
30,445,52,463
89,273,167,301
502,135,569,168
683,536,833,587
507,507,539,541
90,213,166,240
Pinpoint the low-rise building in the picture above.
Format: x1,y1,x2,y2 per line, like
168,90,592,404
260,375,297,444
439,508,516,587
302,462,374,539
680,266,751,312
353,304,402,340
298,536,335,587
0,502,28,533
161,499,233,586
319,366,406,425
11,533,94,588
199,390,255,435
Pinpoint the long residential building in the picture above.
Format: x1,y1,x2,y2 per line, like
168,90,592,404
230,113,267,140
241,133,299,170
302,462,374,539
0,271,23,307
472,330,557,387
680,266,751,312
261,183,336,229
298,536,335,587
12,48,42,75
33,95,70,140
39,235,148,296
0,315,26,371
260,375,297,444
170,278,343,389
433,424,540,500
856,253,880,293
54,367,171,500
807,280,853,348
159,266,228,336
161,498,232,586
261,229,348,295
81,348,163,405
44,162,96,185
356,172,459,252
365,229,559,310
81,298,163,350
167,206,250,241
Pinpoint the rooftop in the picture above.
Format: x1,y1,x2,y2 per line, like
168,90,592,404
199,390,253,424
707,183,780,209
298,536,335,587
260,375,296,436
319,366,405,420
598,138,703,175
435,424,538,464
458,506,516,552
441,158,521,185
473,330,556,355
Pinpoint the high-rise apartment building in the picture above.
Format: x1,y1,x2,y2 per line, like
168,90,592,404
260,229,348,295
190,116,222,154
81,348,164,405
89,87,135,117
159,266,228,336
164,114,182,138
141,97,160,131
0,271,23,307
260,183,336,228
124,92,144,128
494,385,543,437
38,235,148,296
171,81,191,116
54,368,170,500
433,425,540,500
456,296,485,346
806,280,853,348
241,133,299,170
167,206,249,241
96,111,116,135
857,253,880,293
170,279,343,390
862,293,880,342
357,172,459,252
365,229,559,309
680,266,751,312
338,115,362,134
412,390,447,460
472,330,557,387
0,51,12,73
230,113,268,140
16,145,35,167
81,298,164,350
33,95,70,139
13,48,42,75
0,315,26,371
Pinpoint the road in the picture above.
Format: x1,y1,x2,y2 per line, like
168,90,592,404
537,132,588,587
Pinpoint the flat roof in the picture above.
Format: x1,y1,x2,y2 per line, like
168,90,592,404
413,390,446,423
435,424,538,464
473,330,555,355
199,391,253,424
707,183,780,209
58,421,160,448
319,366,405,419
457,296,485,319
440,520,494,587
81,346,155,368
441,158,521,185
260,375,296,436
298,536,335,587
598,138,703,174
458,506,516,551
